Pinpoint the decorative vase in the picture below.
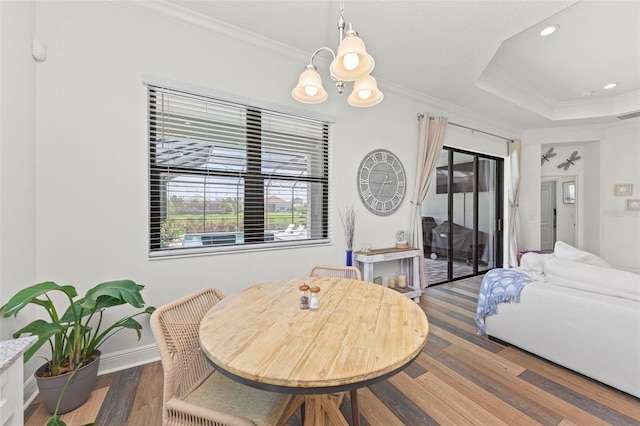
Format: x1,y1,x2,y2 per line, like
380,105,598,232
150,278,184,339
346,250,353,266
35,350,101,414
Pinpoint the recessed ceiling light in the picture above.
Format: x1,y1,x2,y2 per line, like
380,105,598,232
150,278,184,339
582,91,594,97
603,83,618,89
540,25,559,36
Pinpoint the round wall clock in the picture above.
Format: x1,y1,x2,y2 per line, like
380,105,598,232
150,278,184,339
357,149,407,216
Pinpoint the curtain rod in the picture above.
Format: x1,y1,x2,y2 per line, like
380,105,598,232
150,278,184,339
416,113,513,142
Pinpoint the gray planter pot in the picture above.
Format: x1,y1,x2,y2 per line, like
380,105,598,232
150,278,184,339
35,350,101,414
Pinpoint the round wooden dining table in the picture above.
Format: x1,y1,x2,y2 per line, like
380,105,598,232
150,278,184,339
199,276,429,426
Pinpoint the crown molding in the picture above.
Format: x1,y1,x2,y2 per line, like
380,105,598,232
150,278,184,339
116,0,308,63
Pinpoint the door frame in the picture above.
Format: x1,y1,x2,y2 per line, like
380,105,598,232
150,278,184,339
439,147,504,283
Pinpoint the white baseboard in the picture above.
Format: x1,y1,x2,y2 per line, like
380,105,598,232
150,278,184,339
23,343,160,410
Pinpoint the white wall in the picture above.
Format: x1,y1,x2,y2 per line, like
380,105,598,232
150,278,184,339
521,121,640,272
0,0,518,378
0,2,37,340
599,124,640,271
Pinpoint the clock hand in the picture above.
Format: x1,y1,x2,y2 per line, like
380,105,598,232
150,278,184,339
378,175,390,195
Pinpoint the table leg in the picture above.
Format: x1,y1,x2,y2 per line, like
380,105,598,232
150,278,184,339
364,263,374,282
350,389,360,426
412,254,421,302
303,394,348,426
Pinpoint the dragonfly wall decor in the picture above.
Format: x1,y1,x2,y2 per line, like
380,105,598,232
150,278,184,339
558,151,582,170
541,147,557,165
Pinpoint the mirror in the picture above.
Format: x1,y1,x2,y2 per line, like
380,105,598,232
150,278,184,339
563,181,576,204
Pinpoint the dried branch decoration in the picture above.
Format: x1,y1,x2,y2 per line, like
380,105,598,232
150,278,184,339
338,203,358,251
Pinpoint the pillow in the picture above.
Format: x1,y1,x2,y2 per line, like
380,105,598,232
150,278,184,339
518,252,554,282
543,256,640,301
520,252,545,272
553,241,612,268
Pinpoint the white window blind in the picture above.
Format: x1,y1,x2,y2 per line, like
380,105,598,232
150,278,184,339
148,86,330,256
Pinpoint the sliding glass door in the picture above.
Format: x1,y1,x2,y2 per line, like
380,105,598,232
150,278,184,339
423,147,503,285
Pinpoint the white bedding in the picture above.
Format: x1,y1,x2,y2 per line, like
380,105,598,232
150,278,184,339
543,256,640,301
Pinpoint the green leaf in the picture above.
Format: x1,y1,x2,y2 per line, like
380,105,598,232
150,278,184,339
119,318,143,330
1,282,76,318
59,301,90,324
81,280,145,310
47,415,66,426
13,320,63,363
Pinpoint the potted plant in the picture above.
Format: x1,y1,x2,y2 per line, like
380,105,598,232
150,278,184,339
0,279,155,425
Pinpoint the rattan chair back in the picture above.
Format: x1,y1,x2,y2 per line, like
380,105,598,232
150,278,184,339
151,288,225,402
308,264,362,280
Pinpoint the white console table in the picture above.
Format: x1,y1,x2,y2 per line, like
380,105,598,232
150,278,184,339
353,247,422,302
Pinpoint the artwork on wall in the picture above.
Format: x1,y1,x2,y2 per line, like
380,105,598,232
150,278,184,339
541,147,556,165
563,181,576,204
558,151,581,171
626,199,640,211
614,183,633,196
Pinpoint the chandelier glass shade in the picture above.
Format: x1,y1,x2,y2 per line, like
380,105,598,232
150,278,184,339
291,1,382,107
347,75,383,107
329,31,375,81
291,65,328,104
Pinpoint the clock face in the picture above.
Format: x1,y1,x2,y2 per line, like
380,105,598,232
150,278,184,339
357,149,406,216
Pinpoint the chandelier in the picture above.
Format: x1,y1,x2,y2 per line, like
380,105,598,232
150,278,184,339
291,1,383,107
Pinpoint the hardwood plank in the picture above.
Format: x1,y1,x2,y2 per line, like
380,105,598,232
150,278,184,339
127,361,164,426
436,286,480,303
519,369,640,425
413,352,540,425
444,342,527,378
422,304,479,336
424,287,478,311
26,387,108,425
95,364,143,424
424,343,563,424
403,357,428,379
356,387,405,426
428,315,504,353
388,371,477,425
367,379,437,425
500,346,640,421
422,331,451,350
417,372,510,425
443,344,613,426
422,292,476,319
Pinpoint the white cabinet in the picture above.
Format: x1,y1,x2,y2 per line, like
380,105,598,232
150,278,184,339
0,337,36,426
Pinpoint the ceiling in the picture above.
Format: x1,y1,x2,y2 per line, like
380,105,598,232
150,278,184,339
164,0,640,132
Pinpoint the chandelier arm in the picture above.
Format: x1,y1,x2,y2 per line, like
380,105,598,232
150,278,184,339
308,47,344,92
309,47,336,64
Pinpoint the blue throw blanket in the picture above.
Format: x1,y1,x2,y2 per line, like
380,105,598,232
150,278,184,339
475,268,533,336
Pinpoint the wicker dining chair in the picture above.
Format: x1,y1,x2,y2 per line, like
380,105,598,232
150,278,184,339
151,288,303,426
308,264,362,280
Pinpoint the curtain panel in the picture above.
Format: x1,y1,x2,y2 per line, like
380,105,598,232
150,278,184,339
409,114,448,288
508,138,523,267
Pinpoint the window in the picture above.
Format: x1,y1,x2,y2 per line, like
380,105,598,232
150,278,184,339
147,85,330,256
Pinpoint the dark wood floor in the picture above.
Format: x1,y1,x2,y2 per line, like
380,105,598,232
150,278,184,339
25,276,640,425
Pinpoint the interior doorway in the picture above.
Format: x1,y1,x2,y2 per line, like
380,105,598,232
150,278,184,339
541,176,577,251
540,180,556,251
422,147,504,285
